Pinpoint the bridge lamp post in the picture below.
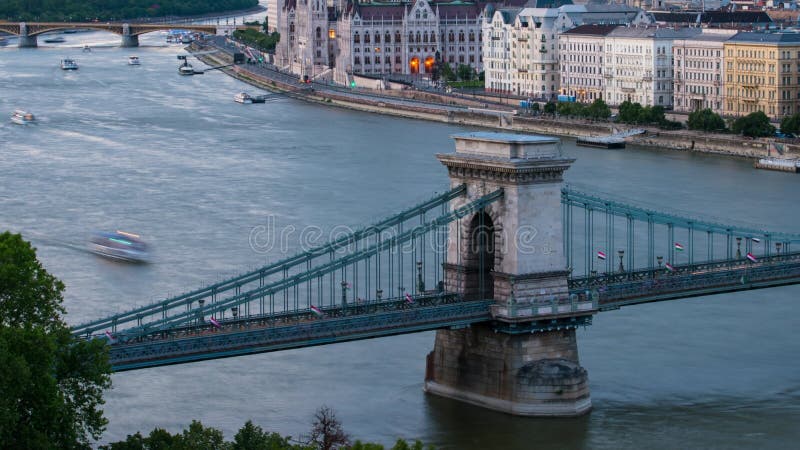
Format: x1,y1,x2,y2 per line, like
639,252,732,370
341,281,348,310
417,261,425,293
198,298,205,326
231,307,238,329
736,237,742,259
776,242,782,255
618,250,625,273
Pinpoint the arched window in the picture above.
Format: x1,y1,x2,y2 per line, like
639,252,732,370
290,22,295,33
423,32,428,43
364,33,370,44
416,31,421,43
408,32,414,43
385,32,391,43
458,31,465,42
448,32,455,43
468,31,475,42
430,33,435,43
395,32,401,43
375,33,380,43
354,32,360,44
316,27,321,39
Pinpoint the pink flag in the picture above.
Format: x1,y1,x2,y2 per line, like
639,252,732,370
746,252,758,263
209,317,221,328
310,305,323,316
104,330,114,341
405,292,414,304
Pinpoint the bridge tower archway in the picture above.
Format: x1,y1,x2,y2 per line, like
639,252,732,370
425,132,592,417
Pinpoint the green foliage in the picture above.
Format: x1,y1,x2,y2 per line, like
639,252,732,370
232,420,300,450
687,108,726,132
0,1,259,21
233,29,281,53
544,101,557,114
779,113,800,135
586,98,611,120
552,98,610,120
446,80,483,89
456,64,473,81
617,101,670,126
731,111,775,138
440,62,456,82
0,231,112,449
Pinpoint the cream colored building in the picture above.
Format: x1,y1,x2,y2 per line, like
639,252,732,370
672,30,737,114
559,24,618,102
723,32,800,119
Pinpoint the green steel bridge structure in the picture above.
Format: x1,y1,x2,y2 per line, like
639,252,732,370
72,184,800,372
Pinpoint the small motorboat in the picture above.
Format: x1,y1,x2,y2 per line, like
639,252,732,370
128,56,141,65
83,45,92,52
178,62,198,75
181,34,193,44
44,36,66,43
88,231,150,263
60,58,79,70
234,92,253,104
11,110,35,125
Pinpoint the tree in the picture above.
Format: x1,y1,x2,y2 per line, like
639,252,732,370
780,113,800,135
687,108,726,132
731,111,775,138
543,101,557,115
440,62,456,82
456,64,473,81
308,406,349,450
232,420,306,450
586,98,611,120
0,232,112,449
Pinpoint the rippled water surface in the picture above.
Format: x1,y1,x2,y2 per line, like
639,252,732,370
1,30,799,449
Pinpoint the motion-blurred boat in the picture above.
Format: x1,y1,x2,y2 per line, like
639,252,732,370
128,56,140,65
60,58,79,70
11,110,35,125
44,36,66,43
89,231,150,263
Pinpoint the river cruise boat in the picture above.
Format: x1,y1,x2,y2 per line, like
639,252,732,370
128,56,141,65
576,136,625,149
44,36,66,43
60,58,79,70
88,231,150,263
11,110,35,125
754,157,799,173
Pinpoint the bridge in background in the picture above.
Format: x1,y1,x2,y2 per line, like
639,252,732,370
72,132,800,417
0,21,256,47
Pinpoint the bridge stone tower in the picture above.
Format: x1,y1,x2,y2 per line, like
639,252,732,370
424,132,592,416
18,23,37,48
121,24,139,47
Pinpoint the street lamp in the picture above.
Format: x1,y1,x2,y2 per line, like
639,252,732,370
416,261,425,292
618,250,625,273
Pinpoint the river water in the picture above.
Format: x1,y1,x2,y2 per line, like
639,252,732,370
1,30,799,449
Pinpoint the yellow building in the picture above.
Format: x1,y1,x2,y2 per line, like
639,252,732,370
724,32,800,119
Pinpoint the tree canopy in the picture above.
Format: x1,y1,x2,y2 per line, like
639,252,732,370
779,113,800,135
0,231,111,449
687,108,727,132
0,0,259,21
731,111,775,138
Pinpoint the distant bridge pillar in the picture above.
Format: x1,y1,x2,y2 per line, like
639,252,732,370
121,24,139,47
424,132,592,416
18,23,37,48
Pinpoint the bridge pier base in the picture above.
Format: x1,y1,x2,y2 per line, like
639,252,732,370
424,324,591,416
18,34,37,48
121,34,139,47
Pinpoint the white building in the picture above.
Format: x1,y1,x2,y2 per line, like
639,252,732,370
559,24,618,102
672,30,737,113
603,26,700,107
483,4,651,99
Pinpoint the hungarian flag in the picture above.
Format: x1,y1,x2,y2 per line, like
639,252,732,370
310,305,323,317
597,251,607,260
665,262,676,272
104,330,115,341
751,238,761,243
674,243,684,251
209,317,221,328
746,252,758,263
405,292,414,304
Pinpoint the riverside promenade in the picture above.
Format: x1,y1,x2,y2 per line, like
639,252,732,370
191,37,799,161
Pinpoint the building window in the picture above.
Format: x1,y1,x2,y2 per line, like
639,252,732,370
375,33,380,44
354,32,360,44
364,33,370,44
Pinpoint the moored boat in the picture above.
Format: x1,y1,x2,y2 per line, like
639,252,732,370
88,231,150,263
576,136,625,149
44,36,66,43
128,56,141,65
754,157,799,173
178,63,196,75
234,92,253,104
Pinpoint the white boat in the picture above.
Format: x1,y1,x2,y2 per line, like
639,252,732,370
128,56,141,65
60,58,78,70
11,110,35,125
178,63,196,75
234,92,253,104
88,231,150,263
181,34,193,44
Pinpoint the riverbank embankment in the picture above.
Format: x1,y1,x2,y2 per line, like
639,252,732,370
191,42,800,161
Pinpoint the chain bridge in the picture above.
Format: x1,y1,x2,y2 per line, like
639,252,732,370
0,21,255,47
72,132,800,417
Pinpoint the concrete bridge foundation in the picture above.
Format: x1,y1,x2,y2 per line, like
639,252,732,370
426,132,591,416
18,23,36,48
121,34,139,47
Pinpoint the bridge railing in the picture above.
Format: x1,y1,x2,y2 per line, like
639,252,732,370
88,189,503,342
72,185,466,337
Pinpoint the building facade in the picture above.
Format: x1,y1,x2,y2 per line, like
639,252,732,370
672,30,736,114
723,32,800,118
559,24,618,102
483,4,651,99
